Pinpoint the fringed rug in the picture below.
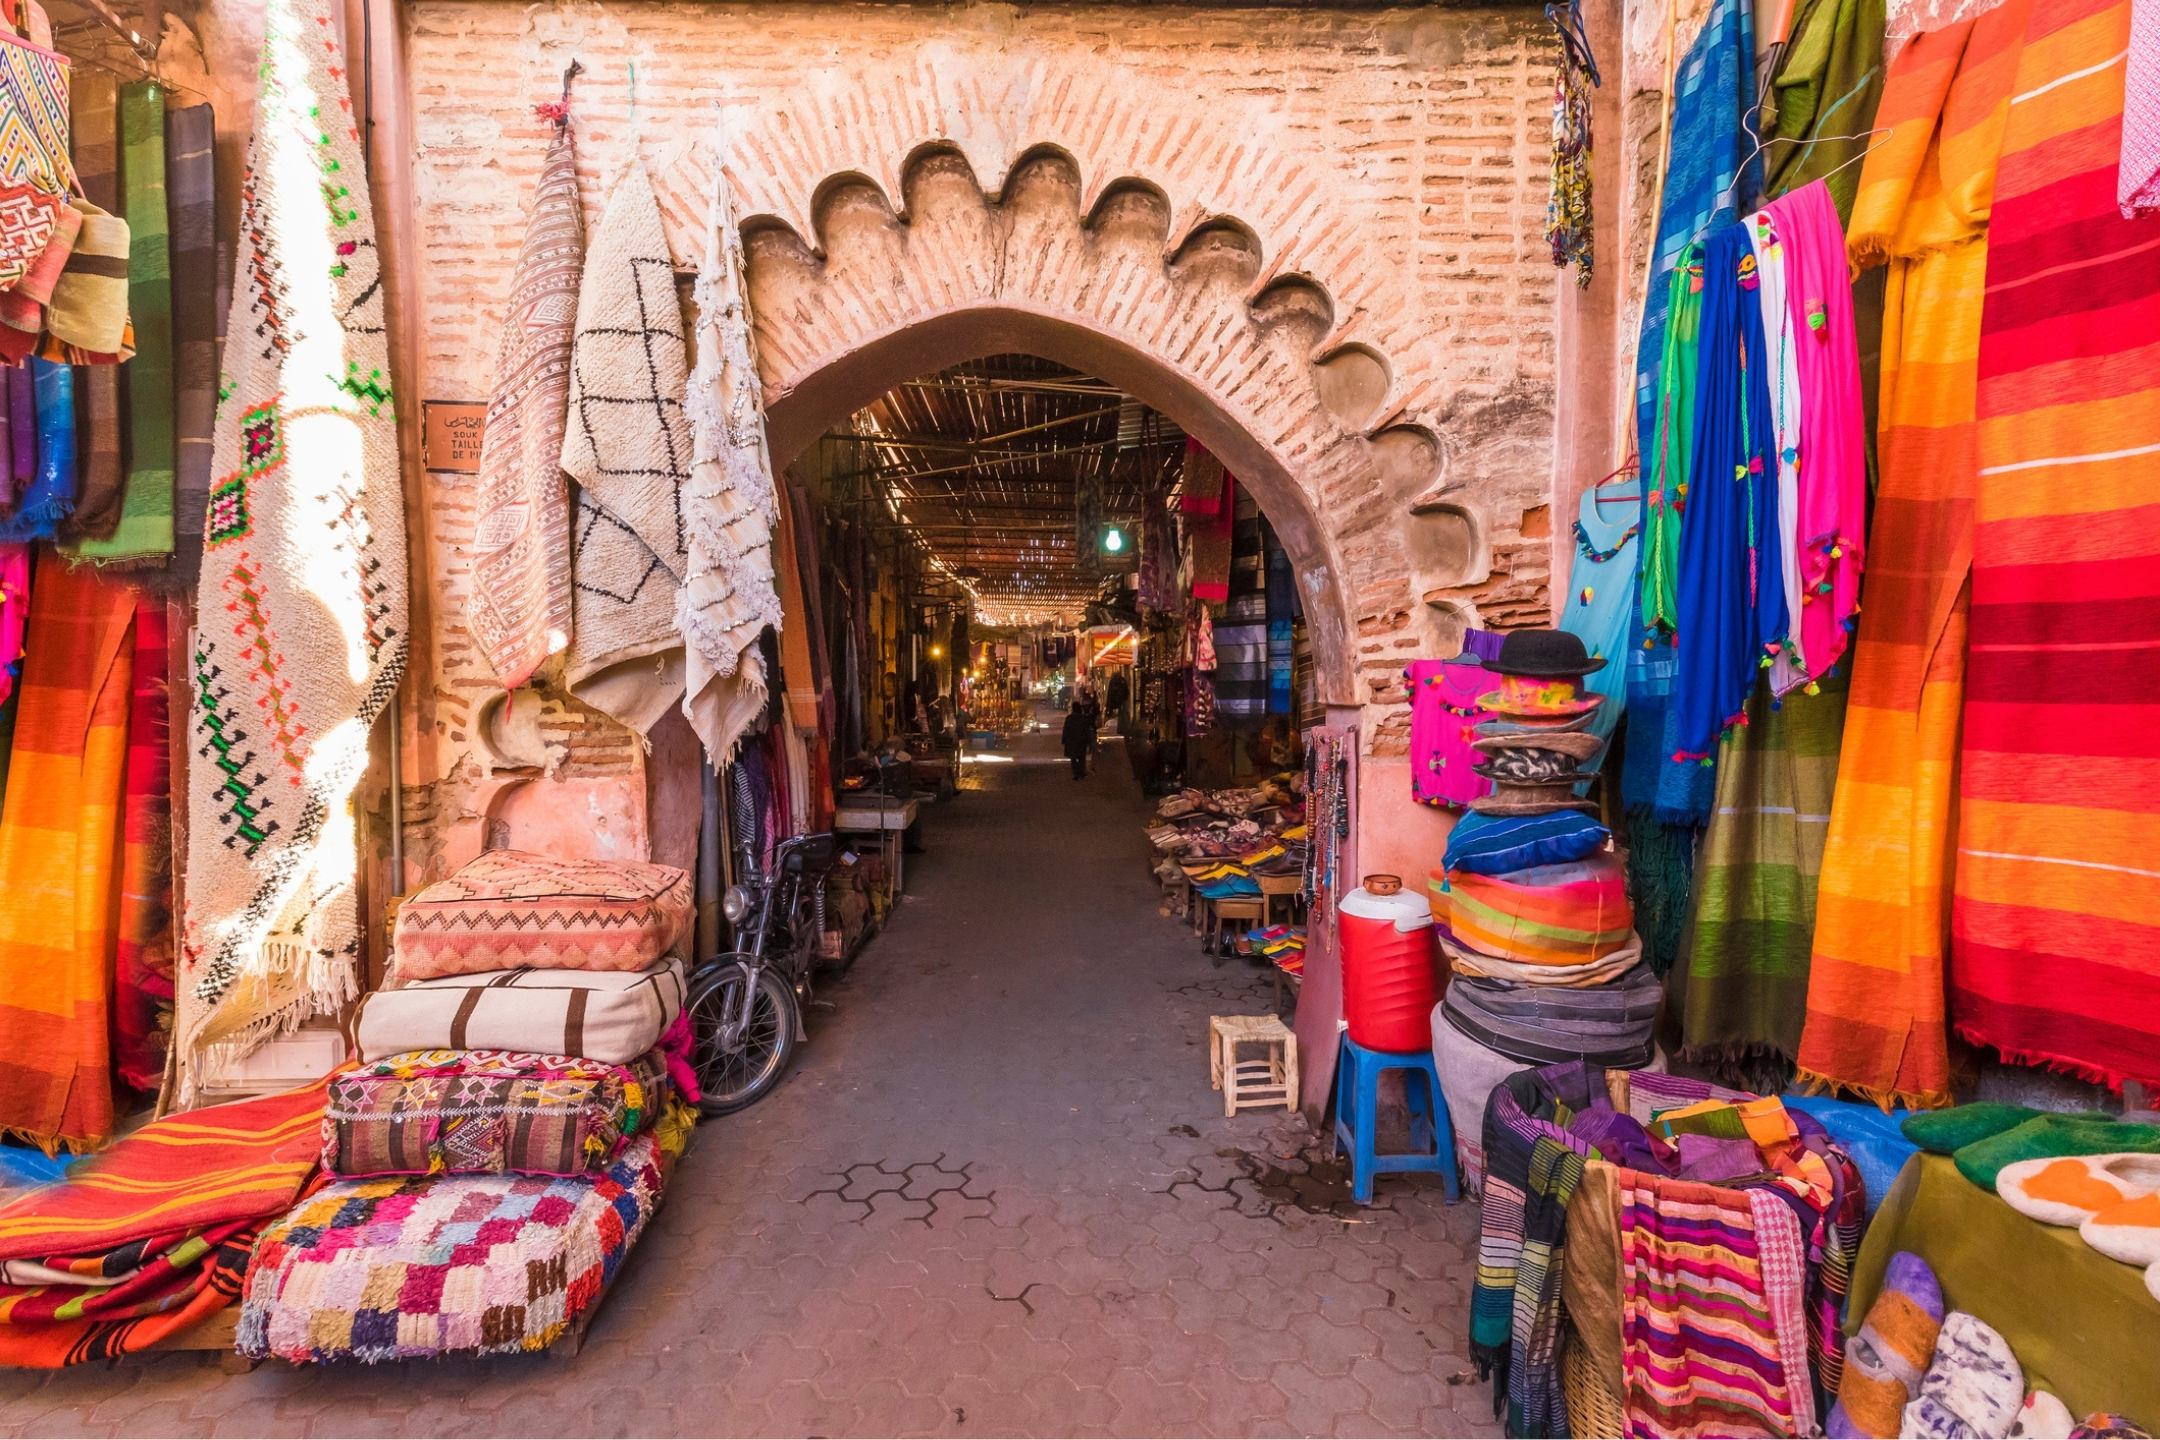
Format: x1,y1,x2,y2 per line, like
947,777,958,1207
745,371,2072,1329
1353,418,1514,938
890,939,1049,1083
562,159,690,734
680,152,781,762
468,116,581,691
239,1130,664,1363
176,0,409,1094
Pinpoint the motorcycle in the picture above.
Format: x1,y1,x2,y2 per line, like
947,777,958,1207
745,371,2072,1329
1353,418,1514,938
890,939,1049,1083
686,830,837,1114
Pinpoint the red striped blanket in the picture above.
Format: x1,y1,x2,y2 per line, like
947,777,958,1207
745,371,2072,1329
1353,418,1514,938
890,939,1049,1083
1953,0,2160,1091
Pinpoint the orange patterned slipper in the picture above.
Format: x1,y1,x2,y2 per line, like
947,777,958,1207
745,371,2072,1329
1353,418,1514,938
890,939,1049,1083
1998,1153,2160,1227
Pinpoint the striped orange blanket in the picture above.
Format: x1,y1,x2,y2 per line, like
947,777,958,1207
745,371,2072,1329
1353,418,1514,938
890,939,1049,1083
1798,4,2028,1108
0,554,137,1151
1952,0,2160,1091
0,1079,327,1366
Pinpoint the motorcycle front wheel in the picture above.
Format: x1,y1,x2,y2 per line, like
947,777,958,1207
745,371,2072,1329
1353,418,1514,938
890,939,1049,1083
687,962,801,1116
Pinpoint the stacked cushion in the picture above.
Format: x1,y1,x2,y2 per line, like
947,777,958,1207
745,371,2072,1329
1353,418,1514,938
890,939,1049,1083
354,958,686,1066
392,850,693,980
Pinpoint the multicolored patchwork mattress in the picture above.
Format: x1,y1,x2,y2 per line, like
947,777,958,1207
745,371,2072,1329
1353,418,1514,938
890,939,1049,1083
322,1049,668,1179
237,1131,663,1363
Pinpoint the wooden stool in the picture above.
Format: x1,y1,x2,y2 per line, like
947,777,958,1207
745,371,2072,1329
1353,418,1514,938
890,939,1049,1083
1208,1014,1298,1116
1210,895,1265,953
1258,872,1301,926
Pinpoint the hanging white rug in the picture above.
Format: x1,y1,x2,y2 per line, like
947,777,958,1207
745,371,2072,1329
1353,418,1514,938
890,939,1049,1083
561,160,691,735
176,0,408,1095
678,152,781,762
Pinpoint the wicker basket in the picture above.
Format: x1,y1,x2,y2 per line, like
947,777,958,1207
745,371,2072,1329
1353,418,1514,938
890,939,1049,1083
1562,1322,1628,1439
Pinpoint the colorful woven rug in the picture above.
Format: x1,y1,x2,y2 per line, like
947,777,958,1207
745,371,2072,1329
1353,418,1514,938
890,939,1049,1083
562,159,690,733
468,117,581,691
0,1080,326,1366
323,1049,666,1178
0,553,133,1151
1616,1169,1816,1438
176,0,409,1094
1952,0,2160,1092
239,1129,663,1362
113,596,173,1093
1797,5,2028,1108
67,79,173,566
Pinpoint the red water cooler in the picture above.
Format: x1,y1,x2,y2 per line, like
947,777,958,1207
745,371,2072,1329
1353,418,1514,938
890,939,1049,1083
1338,880,1439,1053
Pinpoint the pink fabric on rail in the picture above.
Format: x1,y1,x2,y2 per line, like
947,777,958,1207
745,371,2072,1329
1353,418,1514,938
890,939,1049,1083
1768,180,1867,685
2125,0,2160,216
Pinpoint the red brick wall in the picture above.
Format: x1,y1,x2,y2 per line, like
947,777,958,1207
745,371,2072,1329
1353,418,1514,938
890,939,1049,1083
399,2,1566,872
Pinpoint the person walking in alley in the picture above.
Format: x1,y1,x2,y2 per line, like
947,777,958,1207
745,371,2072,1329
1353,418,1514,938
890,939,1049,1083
1062,700,1092,779
1105,667,1130,735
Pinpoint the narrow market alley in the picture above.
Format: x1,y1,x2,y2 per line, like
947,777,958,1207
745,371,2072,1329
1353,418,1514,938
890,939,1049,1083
1,721,1490,1440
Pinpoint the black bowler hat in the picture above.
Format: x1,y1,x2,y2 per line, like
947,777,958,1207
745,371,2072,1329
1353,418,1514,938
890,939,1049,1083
1485,629,1606,679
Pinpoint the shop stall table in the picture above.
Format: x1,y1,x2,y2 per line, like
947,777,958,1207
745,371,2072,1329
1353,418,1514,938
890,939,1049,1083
836,797,922,896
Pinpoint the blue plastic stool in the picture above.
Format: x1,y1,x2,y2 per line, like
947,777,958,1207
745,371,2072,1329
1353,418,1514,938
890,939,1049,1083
1332,1036,1461,1205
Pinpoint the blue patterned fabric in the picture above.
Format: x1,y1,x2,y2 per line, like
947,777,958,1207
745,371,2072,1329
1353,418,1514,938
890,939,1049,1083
1625,0,1761,819
1442,810,1612,879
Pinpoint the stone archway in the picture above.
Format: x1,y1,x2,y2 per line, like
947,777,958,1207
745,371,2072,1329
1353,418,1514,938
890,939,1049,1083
651,140,1459,709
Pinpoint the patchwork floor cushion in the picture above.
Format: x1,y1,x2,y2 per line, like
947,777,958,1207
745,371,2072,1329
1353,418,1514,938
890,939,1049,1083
354,959,686,1066
323,1049,669,1179
238,1131,664,1363
392,851,693,981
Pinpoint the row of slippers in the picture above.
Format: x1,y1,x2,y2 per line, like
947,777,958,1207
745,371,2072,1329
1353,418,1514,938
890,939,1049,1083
1998,1153,2160,1303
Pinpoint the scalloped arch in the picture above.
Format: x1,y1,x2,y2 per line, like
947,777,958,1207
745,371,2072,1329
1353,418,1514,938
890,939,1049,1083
668,138,1454,707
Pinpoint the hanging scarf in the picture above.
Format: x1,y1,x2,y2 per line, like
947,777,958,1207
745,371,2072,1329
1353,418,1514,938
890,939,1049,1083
679,147,783,763
467,119,581,691
1546,32,1595,285
1640,245,1700,639
176,0,410,1095
562,160,691,735
166,102,219,556
0,553,133,1151
1624,0,1759,902
0,360,67,541
1798,4,2025,1109
1744,205,1805,694
1471,1066,1599,1437
68,80,172,566
1760,0,1890,221
1672,668,1847,1086
1672,220,1786,761
2122,0,2159,217
1952,0,2160,1092
113,597,172,1093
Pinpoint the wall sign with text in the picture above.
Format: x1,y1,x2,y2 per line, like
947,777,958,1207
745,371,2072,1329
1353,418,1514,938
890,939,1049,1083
422,401,487,473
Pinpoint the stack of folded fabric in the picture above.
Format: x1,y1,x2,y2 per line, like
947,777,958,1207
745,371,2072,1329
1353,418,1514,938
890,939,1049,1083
237,851,697,1364
1244,923,1305,975
1424,634,1658,1074
0,1080,330,1367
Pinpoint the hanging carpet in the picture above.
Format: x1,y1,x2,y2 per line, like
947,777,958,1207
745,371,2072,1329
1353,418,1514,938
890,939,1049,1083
176,0,410,1095
1952,0,2160,1092
679,150,783,763
468,117,581,691
562,159,691,735
0,553,132,1152
1798,4,2026,1109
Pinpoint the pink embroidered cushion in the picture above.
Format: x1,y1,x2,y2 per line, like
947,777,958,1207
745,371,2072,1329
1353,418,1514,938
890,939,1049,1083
392,850,693,980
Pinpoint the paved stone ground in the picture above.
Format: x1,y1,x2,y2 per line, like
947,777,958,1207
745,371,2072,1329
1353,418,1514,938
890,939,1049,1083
1,723,1494,1438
